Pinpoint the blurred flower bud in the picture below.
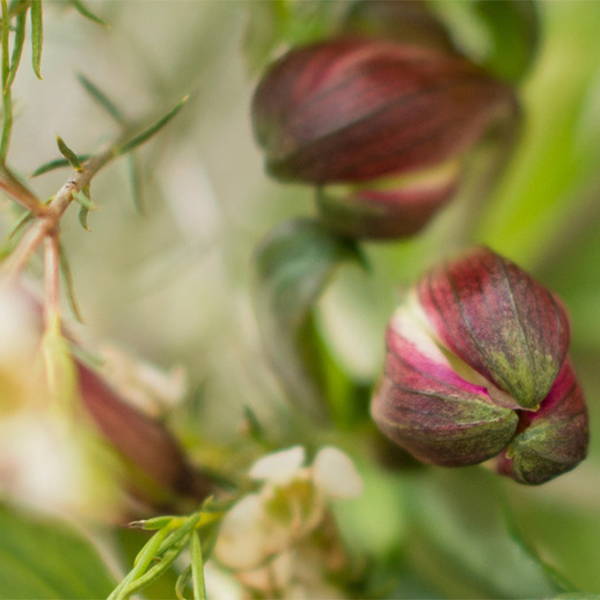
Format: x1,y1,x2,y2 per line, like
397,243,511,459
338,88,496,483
371,247,588,484
342,0,456,53
252,37,517,239
77,363,211,501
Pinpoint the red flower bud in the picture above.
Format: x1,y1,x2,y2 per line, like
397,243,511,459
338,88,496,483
371,247,588,484
252,37,517,238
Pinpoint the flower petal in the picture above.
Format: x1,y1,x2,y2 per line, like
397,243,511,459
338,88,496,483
417,247,570,409
371,306,518,466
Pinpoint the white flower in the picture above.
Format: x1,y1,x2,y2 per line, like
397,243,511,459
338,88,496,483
214,445,363,598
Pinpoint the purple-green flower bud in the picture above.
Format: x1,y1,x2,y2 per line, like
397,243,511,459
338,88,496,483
252,37,517,239
371,247,589,484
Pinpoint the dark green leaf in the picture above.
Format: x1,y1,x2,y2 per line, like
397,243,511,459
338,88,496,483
70,0,109,28
56,135,82,171
473,0,539,82
254,218,363,419
406,468,568,599
0,503,116,599
30,0,42,80
117,95,188,155
77,73,124,124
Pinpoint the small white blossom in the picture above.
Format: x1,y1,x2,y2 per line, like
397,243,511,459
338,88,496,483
214,445,363,599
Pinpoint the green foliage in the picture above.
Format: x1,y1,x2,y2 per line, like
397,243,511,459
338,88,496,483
254,217,363,420
0,503,116,599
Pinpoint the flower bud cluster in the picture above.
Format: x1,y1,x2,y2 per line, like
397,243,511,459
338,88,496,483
371,247,588,484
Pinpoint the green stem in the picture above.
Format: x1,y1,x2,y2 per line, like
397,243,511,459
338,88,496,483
1,0,13,161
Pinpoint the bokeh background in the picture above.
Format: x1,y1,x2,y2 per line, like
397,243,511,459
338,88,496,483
2,1,600,597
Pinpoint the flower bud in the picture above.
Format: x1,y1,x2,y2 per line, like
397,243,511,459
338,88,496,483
371,247,588,484
252,37,517,239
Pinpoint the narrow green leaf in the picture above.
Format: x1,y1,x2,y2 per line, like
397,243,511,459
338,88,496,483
117,95,188,155
6,208,33,239
1,0,13,161
56,135,83,171
254,218,363,419
190,531,207,600
30,0,42,79
129,516,176,531
77,73,124,124
58,243,84,323
7,6,26,87
0,503,116,599
108,524,174,600
72,188,96,231
119,539,187,600
127,152,145,214
175,565,192,600
72,189,97,211
30,155,91,177
156,513,200,557
70,0,109,28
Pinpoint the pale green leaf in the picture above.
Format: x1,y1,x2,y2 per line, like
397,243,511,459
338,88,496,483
56,135,82,171
190,531,206,600
30,0,42,79
0,503,116,599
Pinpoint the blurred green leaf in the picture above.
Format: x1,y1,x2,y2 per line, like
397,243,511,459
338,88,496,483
254,218,363,419
117,95,188,156
551,595,600,600
58,243,84,322
473,0,539,82
30,0,42,79
7,4,27,87
405,468,567,599
77,73,124,124
70,0,109,28
0,503,116,599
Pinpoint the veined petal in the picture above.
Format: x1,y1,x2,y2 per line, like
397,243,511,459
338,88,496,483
417,247,570,409
371,307,518,467
253,37,515,184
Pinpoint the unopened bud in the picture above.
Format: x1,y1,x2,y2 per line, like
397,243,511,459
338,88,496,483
252,37,517,239
371,247,588,484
